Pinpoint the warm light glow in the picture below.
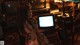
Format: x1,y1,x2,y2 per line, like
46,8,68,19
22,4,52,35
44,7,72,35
40,0,45,2
46,3,50,8
65,13,70,17
40,5,45,8
50,9,59,14
54,0,73,2
57,15,61,17
54,0,62,2
46,0,49,2
61,13,70,17
40,0,49,2
78,3,80,8
64,0,73,2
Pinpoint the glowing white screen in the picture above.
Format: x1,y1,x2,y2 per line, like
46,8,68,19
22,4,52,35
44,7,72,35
39,16,54,27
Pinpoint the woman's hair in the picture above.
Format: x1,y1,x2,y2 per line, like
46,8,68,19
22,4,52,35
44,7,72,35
17,2,31,45
17,1,31,35
18,2,48,45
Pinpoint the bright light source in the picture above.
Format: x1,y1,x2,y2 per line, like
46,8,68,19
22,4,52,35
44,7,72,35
39,16,54,27
50,9,59,14
54,0,62,2
8,4,10,7
54,0,73,2
0,41,4,45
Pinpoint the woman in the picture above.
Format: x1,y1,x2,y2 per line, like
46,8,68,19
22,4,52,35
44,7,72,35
17,1,49,45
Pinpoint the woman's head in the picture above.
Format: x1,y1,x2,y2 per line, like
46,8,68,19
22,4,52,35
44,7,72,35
18,1,33,22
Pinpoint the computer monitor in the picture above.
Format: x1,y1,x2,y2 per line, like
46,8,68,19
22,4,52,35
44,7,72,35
37,14,55,29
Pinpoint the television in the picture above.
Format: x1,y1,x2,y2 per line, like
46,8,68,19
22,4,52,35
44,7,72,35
37,14,55,29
